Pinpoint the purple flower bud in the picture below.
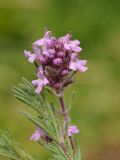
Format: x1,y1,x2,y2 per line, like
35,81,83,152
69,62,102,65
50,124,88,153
39,55,46,65
53,58,62,65
58,52,65,58
61,70,68,76
51,37,57,46
54,83,62,90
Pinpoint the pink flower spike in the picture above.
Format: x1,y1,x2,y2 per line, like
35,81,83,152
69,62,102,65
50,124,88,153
68,125,80,137
30,128,46,141
24,50,36,63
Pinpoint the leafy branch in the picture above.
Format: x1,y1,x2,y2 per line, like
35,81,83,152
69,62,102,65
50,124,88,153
12,78,69,159
12,78,60,141
0,78,81,160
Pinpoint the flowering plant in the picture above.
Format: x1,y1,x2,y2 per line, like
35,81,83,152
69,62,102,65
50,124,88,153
0,30,87,160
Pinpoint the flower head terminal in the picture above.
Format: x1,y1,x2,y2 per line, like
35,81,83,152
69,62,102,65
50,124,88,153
24,30,88,94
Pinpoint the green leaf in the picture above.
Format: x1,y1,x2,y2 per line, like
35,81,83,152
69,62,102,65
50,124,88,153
74,145,81,160
12,78,60,141
20,110,58,142
0,130,35,160
12,78,45,115
38,141,67,160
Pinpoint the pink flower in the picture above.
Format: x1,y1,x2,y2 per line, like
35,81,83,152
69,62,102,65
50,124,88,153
43,49,55,58
24,50,36,63
33,45,41,57
51,37,57,46
58,34,71,44
64,39,82,53
32,67,49,93
30,127,46,141
33,31,51,47
69,53,88,72
68,125,80,137
59,34,82,52
32,78,49,94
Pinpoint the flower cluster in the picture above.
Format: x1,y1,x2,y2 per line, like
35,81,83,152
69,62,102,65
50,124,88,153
24,31,88,94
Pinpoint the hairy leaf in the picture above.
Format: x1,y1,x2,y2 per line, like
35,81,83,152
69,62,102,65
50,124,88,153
0,130,35,160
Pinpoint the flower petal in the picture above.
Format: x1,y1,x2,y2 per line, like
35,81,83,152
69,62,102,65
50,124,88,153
78,64,88,72
33,39,44,46
24,50,36,63
42,78,49,85
71,45,82,52
32,79,43,94
79,60,87,65
69,61,78,71
30,130,41,141
35,83,43,94
68,125,80,137
72,40,80,45
30,127,46,141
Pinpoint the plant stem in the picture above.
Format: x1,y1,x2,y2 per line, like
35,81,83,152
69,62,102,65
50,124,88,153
69,136,75,154
59,95,68,125
58,94,76,158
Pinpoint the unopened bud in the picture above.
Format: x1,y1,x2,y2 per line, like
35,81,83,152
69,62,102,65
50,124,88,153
51,37,57,46
61,70,68,76
53,58,62,65
58,52,65,58
39,56,46,65
54,83,62,90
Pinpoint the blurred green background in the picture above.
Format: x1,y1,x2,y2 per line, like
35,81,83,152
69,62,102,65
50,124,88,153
0,0,120,159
